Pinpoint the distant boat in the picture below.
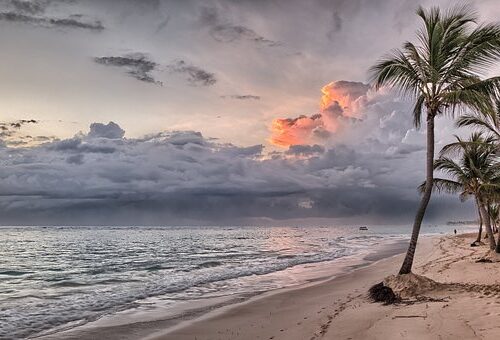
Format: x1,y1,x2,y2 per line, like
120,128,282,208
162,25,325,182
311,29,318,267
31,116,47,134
359,226,368,231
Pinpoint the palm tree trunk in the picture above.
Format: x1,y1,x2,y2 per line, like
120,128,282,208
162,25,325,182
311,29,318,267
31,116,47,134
475,197,483,243
399,115,434,275
495,218,500,253
479,199,496,250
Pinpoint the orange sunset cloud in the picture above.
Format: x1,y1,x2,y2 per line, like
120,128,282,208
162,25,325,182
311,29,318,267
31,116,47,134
269,81,370,147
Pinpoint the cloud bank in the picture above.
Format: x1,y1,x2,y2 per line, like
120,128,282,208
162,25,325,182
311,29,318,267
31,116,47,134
0,81,471,225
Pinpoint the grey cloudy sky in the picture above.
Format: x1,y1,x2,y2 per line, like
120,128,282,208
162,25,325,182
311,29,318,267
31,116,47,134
1,0,498,225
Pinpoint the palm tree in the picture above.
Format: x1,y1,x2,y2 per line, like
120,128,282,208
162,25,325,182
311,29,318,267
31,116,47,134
489,203,499,234
456,102,500,247
428,133,499,250
457,101,500,140
370,5,500,274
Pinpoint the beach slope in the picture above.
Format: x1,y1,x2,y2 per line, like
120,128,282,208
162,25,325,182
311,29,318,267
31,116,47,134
154,234,500,340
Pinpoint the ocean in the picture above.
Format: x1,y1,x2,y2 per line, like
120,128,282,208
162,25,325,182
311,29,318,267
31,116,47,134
0,224,473,339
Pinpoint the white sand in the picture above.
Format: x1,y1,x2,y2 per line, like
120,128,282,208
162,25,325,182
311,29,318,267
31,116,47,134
151,233,500,340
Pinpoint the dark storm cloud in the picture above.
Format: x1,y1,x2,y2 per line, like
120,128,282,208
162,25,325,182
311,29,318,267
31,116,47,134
0,91,468,226
48,16,104,31
199,6,280,47
285,144,325,156
167,60,216,86
0,3,104,31
221,95,260,100
10,0,46,14
66,153,84,165
94,54,162,85
48,138,116,154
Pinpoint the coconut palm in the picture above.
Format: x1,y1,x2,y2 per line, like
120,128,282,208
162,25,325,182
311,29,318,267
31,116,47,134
427,133,499,250
457,102,500,245
457,101,500,140
489,203,499,234
370,5,500,274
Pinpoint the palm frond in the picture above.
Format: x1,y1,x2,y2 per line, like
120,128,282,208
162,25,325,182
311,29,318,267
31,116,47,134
421,177,463,194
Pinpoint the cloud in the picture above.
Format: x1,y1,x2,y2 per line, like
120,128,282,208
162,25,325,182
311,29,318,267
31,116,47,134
94,55,215,87
94,53,162,85
66,153,84,165
139,130,207,146
285,144,325,156
221,95,260,100
199,6,280,47
0,119,41,146
48,137,116,154
88,122,125,139
10,0,46,14
320,81,370,115
270,114,327,147
328,10,343,37
0,98,469,226
167,60,216,86
154,15,170,34
47,17,104,31
269,80,371,147
0,0,104,31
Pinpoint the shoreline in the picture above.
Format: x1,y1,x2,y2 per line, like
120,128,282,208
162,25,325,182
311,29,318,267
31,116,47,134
38,230,499,340
38,236,413,340
156,232,500,340
152,237,429,340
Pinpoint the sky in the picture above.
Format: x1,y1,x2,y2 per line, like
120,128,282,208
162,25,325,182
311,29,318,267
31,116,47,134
1,0,499,226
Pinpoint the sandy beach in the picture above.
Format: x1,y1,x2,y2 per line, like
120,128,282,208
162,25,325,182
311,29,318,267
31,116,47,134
37,232,500,340
146,233,500,340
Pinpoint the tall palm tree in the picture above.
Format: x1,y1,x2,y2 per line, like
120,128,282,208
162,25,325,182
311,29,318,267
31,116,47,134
370,5,500,274
428,133,499,250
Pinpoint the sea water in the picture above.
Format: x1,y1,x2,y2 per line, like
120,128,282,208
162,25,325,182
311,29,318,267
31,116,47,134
0,224,472,339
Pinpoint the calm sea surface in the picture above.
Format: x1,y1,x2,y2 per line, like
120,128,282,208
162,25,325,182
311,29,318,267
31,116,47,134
0,224,472,339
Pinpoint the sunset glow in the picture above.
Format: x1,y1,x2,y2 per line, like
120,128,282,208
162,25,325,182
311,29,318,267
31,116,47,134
269,81,369,147
269,115,324,147
320,82,348,112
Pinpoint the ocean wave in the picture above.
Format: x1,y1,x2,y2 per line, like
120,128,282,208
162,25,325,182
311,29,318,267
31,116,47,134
0,270,33,276
0,224,442,339
196,261,223,269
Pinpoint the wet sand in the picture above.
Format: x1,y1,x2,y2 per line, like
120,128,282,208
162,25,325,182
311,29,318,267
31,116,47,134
151,233,500,340
39,239,410,340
